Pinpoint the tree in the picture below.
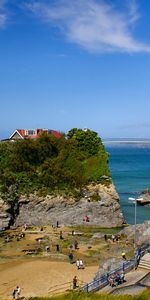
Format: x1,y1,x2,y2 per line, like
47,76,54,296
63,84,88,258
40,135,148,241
0,128,111,199
67,128,103,157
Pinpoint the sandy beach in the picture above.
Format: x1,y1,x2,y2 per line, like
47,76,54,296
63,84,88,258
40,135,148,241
0,258,98,299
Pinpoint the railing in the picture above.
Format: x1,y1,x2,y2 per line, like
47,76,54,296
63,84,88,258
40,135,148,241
82,243,150,293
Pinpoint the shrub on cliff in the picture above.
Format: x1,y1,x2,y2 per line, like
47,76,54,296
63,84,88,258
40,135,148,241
0,128,111,201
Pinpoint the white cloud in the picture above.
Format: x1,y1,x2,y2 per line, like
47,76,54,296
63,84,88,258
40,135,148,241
25,0,150,53
0,13,6,27
0,0,8,28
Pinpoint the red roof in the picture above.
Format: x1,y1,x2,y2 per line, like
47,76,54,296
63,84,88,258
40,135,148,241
50,130,62,138
9,129,62,140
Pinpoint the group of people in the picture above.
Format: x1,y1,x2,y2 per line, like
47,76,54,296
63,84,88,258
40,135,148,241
68,237,80,263
76,259,84,269
104,234,121,243
108,272,125,287
17,232,25,241
111,234,120,243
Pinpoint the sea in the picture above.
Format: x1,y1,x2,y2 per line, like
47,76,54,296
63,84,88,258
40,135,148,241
104,140,150,225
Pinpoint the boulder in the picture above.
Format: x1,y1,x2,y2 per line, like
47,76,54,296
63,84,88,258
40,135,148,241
120,221,150,245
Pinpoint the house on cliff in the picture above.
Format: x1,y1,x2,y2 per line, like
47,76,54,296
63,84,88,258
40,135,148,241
5,129,62,141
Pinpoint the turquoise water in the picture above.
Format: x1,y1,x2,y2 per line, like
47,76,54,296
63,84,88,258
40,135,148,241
104,143,150,224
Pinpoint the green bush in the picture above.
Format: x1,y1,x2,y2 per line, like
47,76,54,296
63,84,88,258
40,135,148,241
90,192,101,202
0,129,110,202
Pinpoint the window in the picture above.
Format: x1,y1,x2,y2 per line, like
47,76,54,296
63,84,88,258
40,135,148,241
25,130,36,136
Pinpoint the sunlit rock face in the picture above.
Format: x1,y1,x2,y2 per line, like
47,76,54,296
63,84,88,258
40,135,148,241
0,183,125,230
0,199,12,230
12,183,124,228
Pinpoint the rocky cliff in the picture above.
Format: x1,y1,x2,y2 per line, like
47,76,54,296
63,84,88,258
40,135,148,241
0,183,124,230
0,199,12,230
17,183,124,228
120,221,150,244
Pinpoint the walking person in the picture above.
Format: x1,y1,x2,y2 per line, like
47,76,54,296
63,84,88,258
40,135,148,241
12,286,21,299
74,239,78,250
69,252,73,263
104,234,107,242
60,231,63,240
73,276,77,289
12,287,17,299
122,251,126,260
15,286,21,299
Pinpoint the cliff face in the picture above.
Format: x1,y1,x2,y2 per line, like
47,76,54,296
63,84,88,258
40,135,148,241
15,183,124,228
0,183,124,230
0,199,12,230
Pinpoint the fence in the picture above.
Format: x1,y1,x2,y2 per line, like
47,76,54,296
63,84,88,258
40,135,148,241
82,243,150,292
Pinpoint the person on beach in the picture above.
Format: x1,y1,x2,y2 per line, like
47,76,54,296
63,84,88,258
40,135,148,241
12,287,17,299
15,286,21,299
76,259,80,269
122,251,126,260
125,239,129,245
135,247,142,269
112,234,115,242
104,234,107,241
56,244,60,252
74,239,78,250
12,286,21,299
69,244,73,250
79,259,84,269
137,247,141,258
108,274,116,287
73,276,77,289
60,230,63,240
69,252,73,263
23,224,27,231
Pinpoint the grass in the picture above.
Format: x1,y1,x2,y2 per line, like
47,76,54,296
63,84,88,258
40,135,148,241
70,225,125,235
0,230,5,237
0,224,134,267
28,288,150,300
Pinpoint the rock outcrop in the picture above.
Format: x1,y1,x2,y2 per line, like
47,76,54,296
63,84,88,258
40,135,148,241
0,199,12,230
13,183,124,228
0,183,124,230
120,221,150,245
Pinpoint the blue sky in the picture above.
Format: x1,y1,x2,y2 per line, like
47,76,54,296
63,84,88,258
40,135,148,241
1,0,150,139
